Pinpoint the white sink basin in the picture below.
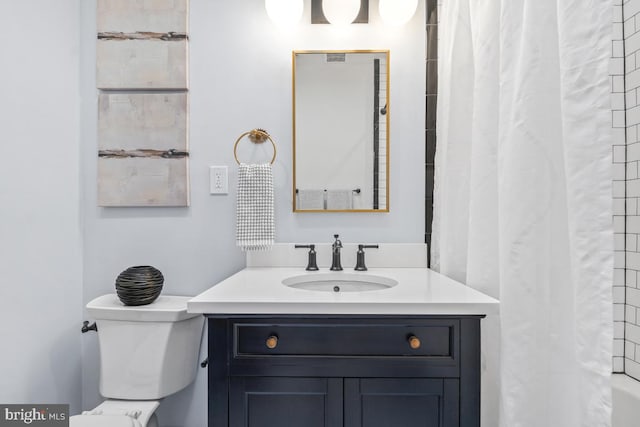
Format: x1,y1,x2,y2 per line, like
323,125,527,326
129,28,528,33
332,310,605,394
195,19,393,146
282,273,398,293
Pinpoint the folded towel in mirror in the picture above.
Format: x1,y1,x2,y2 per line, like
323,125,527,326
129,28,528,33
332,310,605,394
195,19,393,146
297,189,325,210
326,190,353,210
236,163,274,251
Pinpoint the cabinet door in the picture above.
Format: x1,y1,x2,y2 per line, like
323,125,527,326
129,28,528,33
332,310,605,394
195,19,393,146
344,378,459,427
229,377,343,427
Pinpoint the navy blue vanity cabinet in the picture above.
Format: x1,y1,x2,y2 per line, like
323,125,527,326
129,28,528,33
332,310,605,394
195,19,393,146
229,377,343,427
208,316,483,427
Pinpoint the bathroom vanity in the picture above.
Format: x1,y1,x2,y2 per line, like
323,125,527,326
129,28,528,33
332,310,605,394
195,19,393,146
188,264,498,427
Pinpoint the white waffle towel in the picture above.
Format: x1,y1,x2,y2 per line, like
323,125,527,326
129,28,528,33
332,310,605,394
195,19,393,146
236,163,275,251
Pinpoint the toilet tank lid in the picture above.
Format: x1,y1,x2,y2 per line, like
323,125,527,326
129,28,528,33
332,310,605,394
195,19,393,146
87,294,201,322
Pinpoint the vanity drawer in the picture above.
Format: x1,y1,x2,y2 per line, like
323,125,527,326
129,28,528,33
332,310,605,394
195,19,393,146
234,322,454,358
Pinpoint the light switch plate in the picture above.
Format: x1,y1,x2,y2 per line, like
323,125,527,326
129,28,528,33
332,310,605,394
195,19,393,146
210,166,228,194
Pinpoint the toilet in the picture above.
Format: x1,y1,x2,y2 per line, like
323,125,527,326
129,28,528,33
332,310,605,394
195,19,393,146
70,294,204,427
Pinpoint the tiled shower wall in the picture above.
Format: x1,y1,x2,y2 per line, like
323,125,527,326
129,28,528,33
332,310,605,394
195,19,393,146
379,61,388,210
623,0,640,379
425,0,437,262
614,0,626,374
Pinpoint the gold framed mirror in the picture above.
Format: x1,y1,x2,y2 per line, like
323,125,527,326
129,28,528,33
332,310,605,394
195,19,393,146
292,50,390,212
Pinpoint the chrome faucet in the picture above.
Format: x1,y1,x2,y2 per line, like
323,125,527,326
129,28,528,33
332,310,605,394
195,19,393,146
330,234,343,271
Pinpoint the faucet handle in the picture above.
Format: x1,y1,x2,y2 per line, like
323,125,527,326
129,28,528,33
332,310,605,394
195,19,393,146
295,244,319,271
354,244,379,271
333,234,342,248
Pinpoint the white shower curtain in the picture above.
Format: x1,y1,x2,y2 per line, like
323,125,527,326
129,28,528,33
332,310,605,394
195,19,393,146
432,0,614,426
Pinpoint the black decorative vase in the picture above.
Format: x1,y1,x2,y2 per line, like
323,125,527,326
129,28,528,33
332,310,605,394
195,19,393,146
115,265,164,306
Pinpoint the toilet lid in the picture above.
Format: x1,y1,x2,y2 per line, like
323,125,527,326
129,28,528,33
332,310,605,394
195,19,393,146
69,414,141,427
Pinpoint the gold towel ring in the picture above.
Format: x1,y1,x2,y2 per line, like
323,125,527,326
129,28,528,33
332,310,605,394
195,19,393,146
233,129,277,165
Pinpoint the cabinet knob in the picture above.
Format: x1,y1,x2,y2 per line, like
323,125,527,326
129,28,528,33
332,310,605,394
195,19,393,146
408,335,421,350
265,335,278,349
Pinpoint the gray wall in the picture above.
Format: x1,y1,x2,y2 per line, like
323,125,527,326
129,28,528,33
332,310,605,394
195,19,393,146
0,0,424,423
0,0,83,414
76,0,425,426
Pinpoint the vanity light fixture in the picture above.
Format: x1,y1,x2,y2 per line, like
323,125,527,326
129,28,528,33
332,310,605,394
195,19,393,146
322,0,361,26
265,0,304,26
378,0,418,26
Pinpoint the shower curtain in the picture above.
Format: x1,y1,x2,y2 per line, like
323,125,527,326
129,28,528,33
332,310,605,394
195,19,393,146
431,0,613,426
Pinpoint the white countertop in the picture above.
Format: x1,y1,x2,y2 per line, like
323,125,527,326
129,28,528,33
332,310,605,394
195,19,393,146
187,267,499,316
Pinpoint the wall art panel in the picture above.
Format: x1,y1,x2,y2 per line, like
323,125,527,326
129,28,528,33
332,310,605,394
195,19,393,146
96,37,188,90
97,93,189,207
97,0,188,33
96,0,190,207
98,157,189,207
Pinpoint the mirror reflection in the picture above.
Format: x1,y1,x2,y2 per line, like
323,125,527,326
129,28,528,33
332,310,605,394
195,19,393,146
293,50,389,212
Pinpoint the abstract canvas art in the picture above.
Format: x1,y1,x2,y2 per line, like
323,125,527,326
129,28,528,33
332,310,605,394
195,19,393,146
96,0,190,206
97,0,188,33
96,36,188,90
96,0,188,90
98,93,189,206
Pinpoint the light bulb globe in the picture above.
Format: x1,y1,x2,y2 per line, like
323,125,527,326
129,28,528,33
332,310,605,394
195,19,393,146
265,0,304,26
322,0,360,26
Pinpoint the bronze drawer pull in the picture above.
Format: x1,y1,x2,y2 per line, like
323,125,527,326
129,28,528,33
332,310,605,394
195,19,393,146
265,335,279,349
408,335,421,350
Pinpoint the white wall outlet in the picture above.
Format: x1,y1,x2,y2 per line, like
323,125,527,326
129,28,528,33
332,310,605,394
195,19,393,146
210,166,228,194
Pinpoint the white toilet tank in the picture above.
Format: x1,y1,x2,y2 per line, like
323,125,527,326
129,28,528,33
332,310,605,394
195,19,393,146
87,294,204,400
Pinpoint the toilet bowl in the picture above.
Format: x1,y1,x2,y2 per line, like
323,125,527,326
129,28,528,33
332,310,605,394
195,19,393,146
70,294,204,427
